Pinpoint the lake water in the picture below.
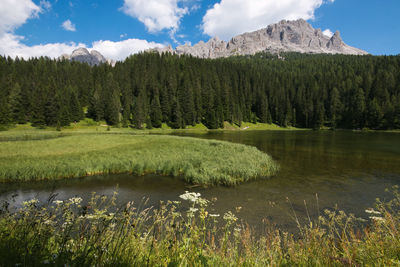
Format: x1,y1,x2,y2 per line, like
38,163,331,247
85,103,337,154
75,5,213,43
1,130,399,232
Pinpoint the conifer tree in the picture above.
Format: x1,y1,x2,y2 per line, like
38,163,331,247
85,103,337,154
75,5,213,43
169,98,183,129
150,95,163,128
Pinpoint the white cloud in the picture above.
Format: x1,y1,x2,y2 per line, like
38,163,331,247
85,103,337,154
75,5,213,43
0,33,84,59
323,29,333,37
0,0,41,35
121,0,188,33
0,0,163,61
62,19,76,32
190,4,201,12
92,39,164,61
0,33,164,61
202,0,329,40
40,0,52,11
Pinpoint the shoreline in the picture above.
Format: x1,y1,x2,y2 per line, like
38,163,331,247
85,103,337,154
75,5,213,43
0,133,279,185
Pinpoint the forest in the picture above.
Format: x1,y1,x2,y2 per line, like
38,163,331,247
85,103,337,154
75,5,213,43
0,52,399,130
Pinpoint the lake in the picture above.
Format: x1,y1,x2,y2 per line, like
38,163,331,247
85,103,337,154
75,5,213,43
1,130,399,232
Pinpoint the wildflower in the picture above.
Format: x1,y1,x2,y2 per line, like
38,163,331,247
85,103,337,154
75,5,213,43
53,200,63,205
189,207,198,213
69,197,82,205
209,214,220,218
173,201,181,205
23,199,39,206
365,208,381,215
223,211,238,222
369,216,385,222
179,191,201,203
234,227,241,233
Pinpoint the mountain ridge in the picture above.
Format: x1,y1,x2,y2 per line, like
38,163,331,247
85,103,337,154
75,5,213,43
152,19,367,58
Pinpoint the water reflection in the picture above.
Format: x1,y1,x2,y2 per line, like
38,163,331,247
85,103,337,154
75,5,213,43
1,131,399,232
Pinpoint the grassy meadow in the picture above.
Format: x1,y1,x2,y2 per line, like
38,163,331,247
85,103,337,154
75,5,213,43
0,125,278,185
1,188,399,266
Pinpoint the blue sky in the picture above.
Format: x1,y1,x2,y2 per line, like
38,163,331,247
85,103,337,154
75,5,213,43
0,0,399,60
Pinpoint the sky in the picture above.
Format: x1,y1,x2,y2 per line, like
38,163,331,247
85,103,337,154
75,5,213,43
0,0,399,61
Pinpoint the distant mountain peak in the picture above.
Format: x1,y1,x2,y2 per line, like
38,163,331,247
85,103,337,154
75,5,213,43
151,19,368,58
59,48,114,66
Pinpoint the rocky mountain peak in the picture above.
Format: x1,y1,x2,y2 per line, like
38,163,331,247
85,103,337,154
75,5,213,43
151,19,368,58
71,47,90,57
59,48,109,66
90,50,107,62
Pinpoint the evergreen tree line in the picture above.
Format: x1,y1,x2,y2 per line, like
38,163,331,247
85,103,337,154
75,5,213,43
0,52,399,129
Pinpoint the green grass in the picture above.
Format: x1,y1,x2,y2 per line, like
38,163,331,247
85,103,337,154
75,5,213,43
1,187,399,266
0,132,278,185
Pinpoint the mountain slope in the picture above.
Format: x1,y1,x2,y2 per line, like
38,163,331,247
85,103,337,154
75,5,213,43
153,19,367,58
59,48,113,66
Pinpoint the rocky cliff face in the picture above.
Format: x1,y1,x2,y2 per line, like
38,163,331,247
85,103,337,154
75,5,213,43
151,19,367,58
59,48,110,66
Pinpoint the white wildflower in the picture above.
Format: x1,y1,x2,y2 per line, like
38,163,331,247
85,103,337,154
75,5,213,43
365,208,381,215
179,191,201,203
23,199,39,206
223,211,238,222
189,207,198,213
209,214,220,217
53,200,63,205
370,216,385,222
69,197,82,205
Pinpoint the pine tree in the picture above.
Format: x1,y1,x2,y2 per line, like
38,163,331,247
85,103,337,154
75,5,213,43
9,82,26,124
366,98,383,129
57,104,71,127
30,86,46,128
169,98,183,129
70,89,84,123
150,95,162,128
0,90,11,126
44,93,59,126
329,87,341,129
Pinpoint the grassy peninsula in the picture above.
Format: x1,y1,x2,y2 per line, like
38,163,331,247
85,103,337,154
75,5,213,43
0,128,278,185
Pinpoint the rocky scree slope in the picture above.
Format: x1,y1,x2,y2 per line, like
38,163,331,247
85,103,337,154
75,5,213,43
151,19,367,58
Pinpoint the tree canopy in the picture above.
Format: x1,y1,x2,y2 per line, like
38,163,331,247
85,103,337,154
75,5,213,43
0,52,399,129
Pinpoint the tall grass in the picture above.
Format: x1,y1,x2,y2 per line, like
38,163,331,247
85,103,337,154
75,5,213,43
0,134,278,185
1,187,399,266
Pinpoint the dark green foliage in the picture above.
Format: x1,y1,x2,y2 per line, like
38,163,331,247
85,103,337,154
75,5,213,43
0,90,11,126
104,73,121,125
69,89,84,123
0,53,400,129
169,98,183,129
9,82,26,124
150,95,162,128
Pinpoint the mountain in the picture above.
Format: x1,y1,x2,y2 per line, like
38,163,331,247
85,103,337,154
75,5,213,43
151,19,368,58
59,48,113,66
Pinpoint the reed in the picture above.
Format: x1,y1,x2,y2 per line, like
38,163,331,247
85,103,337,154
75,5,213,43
0,133,278,185
1,187,399,266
